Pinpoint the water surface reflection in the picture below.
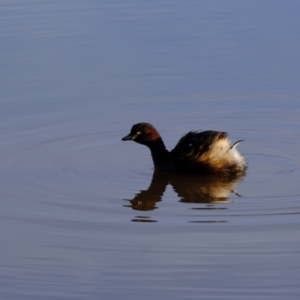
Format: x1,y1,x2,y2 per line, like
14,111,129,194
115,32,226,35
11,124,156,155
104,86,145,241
124,171,244,213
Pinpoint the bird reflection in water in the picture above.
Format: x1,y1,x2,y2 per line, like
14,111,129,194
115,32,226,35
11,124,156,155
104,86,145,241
124,171,244,222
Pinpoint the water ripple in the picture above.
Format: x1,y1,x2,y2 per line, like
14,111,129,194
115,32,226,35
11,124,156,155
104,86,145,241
1,118,300,226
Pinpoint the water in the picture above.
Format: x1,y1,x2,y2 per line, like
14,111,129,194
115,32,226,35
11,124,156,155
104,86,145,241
1,1,300,299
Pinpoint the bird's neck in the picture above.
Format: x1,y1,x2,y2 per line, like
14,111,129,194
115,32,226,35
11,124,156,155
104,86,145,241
145,137,169,168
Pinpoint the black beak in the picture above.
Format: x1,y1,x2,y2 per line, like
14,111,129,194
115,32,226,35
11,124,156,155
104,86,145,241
121,133,133,141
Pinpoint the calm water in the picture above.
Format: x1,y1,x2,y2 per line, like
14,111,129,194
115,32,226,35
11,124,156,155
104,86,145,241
1,1,300,299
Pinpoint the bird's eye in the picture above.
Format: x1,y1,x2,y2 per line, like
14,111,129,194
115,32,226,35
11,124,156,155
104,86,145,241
136,131,142,135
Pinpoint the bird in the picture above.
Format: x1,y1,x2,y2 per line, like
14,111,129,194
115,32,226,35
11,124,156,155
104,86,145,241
122,122,246,178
